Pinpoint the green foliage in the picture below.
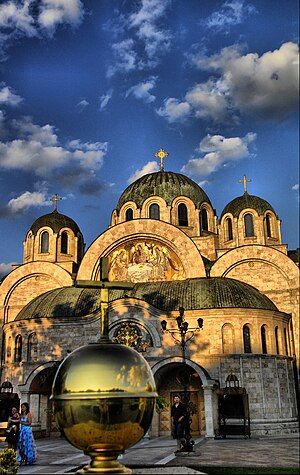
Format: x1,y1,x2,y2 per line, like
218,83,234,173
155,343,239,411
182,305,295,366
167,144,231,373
0,448,18,474
155,395,170,414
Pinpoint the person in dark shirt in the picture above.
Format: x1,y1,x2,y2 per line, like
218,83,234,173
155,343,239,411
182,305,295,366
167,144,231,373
5,406,20,451
171,395,186,453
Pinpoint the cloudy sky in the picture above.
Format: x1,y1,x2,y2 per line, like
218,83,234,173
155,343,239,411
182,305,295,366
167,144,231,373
0,0,298,278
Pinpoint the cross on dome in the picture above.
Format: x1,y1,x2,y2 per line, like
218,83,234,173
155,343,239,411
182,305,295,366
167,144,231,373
154,147,169,171
238,175,252,193
50,193,62,211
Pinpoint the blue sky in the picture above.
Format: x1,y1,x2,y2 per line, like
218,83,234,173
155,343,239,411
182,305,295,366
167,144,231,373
0,0,298,278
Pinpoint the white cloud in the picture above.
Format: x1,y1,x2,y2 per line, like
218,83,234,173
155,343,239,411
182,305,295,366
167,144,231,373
292,184,299,191
0,1,36,39
0,84,22,106
128,0,172,60
0,262,15,280
190,42,299,121
76,98,89,111
69,140,108,170
128,161,159,183
185,80,230,122
38,0,84,32
107,39,137,77
181,132,256,178
0,117,108,179
7,191,50,213
14,119,58,145
125,77,157,103
106,0,172,76
203,0,257,32
99,89,113,110
159,42,299,124
156,97,191,123
0,0,84,59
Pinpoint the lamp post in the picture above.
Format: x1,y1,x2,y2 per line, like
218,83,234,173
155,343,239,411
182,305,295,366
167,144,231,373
161,307,203,452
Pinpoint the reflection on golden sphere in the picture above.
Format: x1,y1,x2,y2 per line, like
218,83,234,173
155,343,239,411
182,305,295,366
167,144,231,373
51,342,157,453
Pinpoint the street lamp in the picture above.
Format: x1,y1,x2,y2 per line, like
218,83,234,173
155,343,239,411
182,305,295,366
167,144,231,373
161,307,203,452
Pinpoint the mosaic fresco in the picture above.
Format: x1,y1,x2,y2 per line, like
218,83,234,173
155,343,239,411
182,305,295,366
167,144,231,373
108,240,185,283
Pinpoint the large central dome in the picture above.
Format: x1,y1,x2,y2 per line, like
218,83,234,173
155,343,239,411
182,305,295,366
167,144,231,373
116,171,211,213
15,277,277,321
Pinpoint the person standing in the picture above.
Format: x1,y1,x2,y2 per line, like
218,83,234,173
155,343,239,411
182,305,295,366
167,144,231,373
5,406,20,451
17,402,37,465
171,394,187,453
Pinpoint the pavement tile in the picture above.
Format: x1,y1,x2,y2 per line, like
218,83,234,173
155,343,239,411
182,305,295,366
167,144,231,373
0,433,299,474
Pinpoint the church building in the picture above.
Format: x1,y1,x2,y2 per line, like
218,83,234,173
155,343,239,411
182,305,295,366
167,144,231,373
0,148,299,439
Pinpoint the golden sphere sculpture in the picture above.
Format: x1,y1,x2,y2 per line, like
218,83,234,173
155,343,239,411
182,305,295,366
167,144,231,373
51,341,157,474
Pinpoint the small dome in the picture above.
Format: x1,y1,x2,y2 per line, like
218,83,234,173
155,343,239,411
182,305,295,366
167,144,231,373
220,192,276,220
226,373,239,382
29,210,81,236
16,277,277,321
116,171,212,213
1,380,13,389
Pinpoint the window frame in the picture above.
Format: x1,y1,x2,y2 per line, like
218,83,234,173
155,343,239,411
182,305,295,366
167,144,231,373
149,203,160,220
14,334,22,363
244,213,255,237
40,230,49,253
178,203,188,226
243,324,252,353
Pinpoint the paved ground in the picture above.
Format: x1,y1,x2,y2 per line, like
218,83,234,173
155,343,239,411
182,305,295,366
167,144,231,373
0,433,299,474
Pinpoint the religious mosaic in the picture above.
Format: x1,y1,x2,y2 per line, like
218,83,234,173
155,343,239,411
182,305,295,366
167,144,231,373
108,240,185,283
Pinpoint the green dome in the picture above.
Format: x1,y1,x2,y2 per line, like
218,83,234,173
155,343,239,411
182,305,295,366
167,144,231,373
114,277,277,311
116,171,212,213
221,193,276,220
16,287,101,320
29,210,81,236
16,277,277,321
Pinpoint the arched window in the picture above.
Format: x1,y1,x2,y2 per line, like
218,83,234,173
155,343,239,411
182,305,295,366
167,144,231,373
283,328,289,355
243,324,252,353
266,213,272,238
40,231,49,253
261,325,268,354
61,231,68,254
244,213,254,237
226,217,233,241
27,333,38,361
14,335,22,363
125,208,133,221
222,323,235,353
200,208,208,232
275,326,280,354
26,233,32,257
6,336,12,362
178,203,188,226
149,203,160,220
77,235,84,261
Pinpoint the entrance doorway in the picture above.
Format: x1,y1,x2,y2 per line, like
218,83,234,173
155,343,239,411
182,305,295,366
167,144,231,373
29,363,61,437
154,362,205,437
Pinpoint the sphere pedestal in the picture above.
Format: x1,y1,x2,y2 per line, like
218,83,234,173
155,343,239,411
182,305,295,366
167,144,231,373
78,444,131,474
51,342,157,475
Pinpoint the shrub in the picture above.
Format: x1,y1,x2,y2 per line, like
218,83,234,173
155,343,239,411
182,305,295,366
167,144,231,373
0,448,18,474
155,395,170,414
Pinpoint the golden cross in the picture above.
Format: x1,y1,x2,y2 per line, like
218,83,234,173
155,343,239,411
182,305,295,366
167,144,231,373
154,147,169,171
238,175,252,193
50,193,62,211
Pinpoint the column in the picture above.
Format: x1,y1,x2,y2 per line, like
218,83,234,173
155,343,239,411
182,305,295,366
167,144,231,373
203,382,217,438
